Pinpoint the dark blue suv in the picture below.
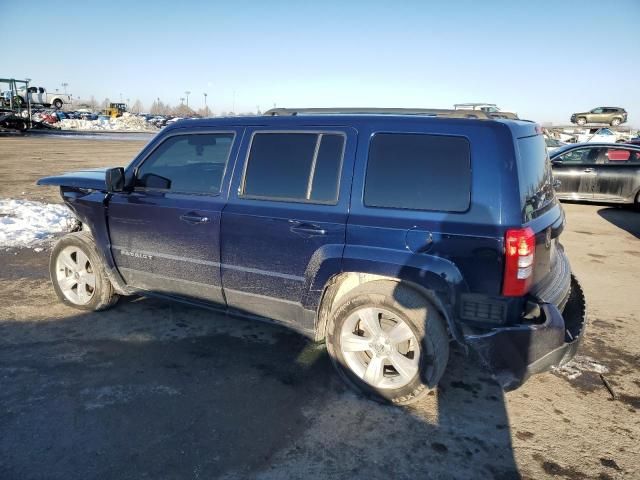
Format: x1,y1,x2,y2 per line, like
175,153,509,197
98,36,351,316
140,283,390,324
39,108,587,404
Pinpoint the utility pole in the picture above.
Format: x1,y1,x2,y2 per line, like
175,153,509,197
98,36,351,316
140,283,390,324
203,92,208,116
180,97,185,105
185,91,191,108
61,82,68,94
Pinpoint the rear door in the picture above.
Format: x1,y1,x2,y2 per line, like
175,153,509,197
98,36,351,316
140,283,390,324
108,128,242,305
552,147,600,199
591,108,605,123
221,127,356,330
593,147,640,202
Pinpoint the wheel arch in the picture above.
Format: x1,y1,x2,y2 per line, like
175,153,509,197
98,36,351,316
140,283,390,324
310,249,467,345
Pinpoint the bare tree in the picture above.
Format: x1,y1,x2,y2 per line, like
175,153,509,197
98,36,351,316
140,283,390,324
131,99,144,114
101,98,111,110
150,99,172,115
172,104,196,117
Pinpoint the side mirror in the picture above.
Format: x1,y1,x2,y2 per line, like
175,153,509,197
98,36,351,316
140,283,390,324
105,167,125,192
551,159,563,166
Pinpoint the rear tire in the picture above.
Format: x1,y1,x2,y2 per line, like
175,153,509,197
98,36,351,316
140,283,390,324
52,99,63,109
326,280,449,405
49,231,119,311
577,117,587,126
610,118,622,127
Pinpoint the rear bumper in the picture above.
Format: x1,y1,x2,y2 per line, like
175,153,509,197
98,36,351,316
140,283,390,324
464,275,587,390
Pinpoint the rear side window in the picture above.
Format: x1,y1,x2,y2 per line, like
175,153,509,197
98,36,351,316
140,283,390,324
364,133,471,212
242,132,345,203
516,135,554,221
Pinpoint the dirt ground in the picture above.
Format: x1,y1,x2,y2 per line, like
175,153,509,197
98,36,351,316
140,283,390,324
0,135,638,480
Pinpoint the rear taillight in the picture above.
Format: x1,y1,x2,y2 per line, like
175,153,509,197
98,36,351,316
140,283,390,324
502,227,536,297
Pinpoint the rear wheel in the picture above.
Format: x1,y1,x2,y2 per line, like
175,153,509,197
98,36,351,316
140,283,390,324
610,118,622,127
49,232,119,311
52,99,63,109
326,280,449,405
577,117,587,126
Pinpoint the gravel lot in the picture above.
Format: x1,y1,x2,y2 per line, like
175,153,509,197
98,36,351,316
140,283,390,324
0,135,638,479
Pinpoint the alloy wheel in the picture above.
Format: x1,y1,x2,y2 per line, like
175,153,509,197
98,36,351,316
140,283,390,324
55,246,96,305
340,307,420,389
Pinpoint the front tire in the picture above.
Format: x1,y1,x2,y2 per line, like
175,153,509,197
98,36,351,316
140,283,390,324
49,232,119,311
577,117,587,126
326,280,449,405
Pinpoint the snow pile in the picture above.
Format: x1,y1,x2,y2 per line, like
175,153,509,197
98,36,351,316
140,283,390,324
57,113,157,132
0,199,76,248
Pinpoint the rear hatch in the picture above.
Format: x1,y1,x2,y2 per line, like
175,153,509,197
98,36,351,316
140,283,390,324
514,133,570,307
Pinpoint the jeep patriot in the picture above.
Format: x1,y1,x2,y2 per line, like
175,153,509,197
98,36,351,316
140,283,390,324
38,108,587,404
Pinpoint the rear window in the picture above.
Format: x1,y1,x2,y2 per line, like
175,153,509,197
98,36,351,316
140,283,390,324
364,133,470,212
516,135,555,222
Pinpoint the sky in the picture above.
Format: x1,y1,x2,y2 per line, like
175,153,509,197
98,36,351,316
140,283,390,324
2,0,639,124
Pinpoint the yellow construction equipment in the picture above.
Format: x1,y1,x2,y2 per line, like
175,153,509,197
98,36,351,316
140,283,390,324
104,103,127,118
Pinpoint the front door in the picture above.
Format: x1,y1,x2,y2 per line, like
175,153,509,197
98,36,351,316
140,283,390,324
221,127,356,331
108,128,241,305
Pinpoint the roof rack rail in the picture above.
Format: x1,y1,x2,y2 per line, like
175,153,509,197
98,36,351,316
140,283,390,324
263,107,499,120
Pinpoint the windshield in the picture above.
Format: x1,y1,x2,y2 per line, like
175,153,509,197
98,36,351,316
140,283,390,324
516,135,555,222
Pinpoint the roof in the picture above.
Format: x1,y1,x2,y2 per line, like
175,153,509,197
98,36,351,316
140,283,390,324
164,112,538,139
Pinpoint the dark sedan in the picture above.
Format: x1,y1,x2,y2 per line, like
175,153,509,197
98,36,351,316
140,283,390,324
550,143,640,207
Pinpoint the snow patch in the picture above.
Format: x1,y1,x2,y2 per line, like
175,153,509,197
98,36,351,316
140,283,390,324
0,199,76,248
553,355,608,380
57,112,158,132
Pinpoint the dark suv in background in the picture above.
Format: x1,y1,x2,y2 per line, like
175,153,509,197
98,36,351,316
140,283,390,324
571,107,627,126
38,108,587,405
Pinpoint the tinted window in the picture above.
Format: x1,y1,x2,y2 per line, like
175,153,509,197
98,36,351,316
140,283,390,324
364,133,470,212
242,133,344,202
310,134,344,202
136,133,233,194
516,135,554,221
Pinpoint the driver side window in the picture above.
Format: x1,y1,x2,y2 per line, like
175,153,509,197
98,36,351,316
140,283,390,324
559,148,595,165
135,133,234,195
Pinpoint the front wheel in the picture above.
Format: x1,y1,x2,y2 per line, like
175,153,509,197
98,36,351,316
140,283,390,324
49,232,119,311
577,117,587,126
326,280,449,405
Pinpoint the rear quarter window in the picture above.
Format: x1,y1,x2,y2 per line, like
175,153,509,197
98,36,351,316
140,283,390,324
364,133,471,212
516,135,555,222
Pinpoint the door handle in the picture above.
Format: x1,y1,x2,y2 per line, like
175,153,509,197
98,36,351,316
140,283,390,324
180,213,210,224
583,168,596,174
288,220,327,236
